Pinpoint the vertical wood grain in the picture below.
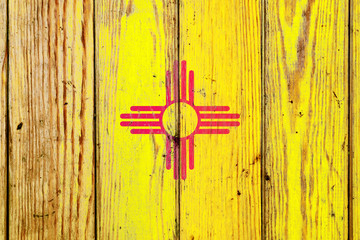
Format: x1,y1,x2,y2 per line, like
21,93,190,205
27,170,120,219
8,1,95,238
179,0,262,239
95,0,178,238
351,0,360,238
264,0,348,239
0,0,7,238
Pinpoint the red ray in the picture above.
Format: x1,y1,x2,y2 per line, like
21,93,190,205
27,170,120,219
199,121,240,127
120,121,162,127
181,138,187,180
181,61,187,100
173,138,180,180
189,136,194,170
196,129,230,134
199,113,240,119
166,71,171,105
130,129,165,134
189,70,194,104
195,106,230,111
166,135,172,170
120,113,161,119
130,106,164,111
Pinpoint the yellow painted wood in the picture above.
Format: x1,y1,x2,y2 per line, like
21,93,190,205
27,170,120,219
96,0,178,238
179,0,262,239
2,0,355,239
264,0,348,239
0,0,7,238
351,0,360,238
9,1,95,238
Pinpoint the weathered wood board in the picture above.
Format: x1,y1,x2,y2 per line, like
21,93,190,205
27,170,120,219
179,0,262,239
96,0,178,238
8,0,95,238
264,0,349,239
0,0,7,238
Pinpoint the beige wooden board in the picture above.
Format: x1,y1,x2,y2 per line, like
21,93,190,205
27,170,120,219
8,0,95,238
0,0,7,238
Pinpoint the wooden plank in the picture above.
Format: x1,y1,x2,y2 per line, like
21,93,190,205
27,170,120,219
264,0,348,239
8,1,95,238
95,0,178,238
179,0,262,238
351,0,360,238
0,0,7,238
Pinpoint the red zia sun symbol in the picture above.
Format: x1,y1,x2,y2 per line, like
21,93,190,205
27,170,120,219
120,61,240,180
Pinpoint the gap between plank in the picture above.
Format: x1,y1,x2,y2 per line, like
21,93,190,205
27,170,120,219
93,0,98,238
176,1,181,239
5,0,9,238
260,0,266,239
348,0,353,238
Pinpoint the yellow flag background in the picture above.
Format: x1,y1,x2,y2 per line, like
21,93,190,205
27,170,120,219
0,0,359,239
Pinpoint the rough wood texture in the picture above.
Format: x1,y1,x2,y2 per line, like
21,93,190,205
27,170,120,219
179,0,261,239
8,1,95,238
0,0,7,238
351,0,360,238
264,0,349,239
1,0,358,239
95,0,178,238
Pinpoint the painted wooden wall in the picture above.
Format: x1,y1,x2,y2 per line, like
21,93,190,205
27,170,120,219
264,0,348,239
0,0,358,239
